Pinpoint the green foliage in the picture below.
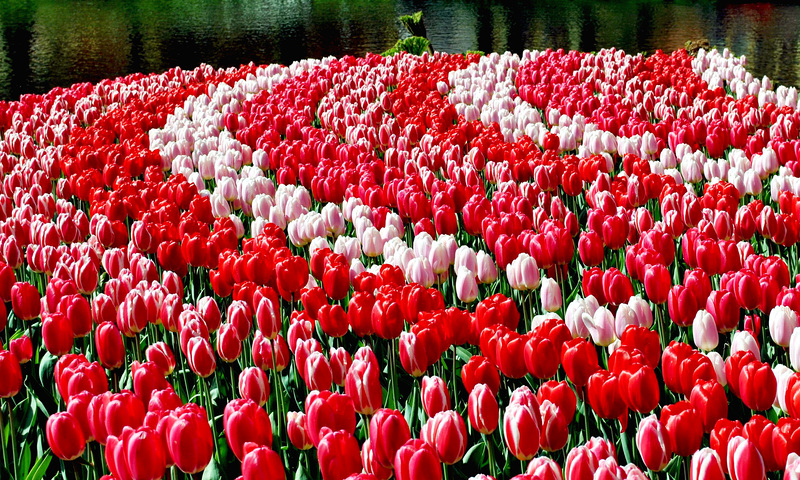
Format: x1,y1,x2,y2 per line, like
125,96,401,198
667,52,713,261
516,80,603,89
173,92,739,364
466,50,485,57
382,36,432,57
398,11,426,38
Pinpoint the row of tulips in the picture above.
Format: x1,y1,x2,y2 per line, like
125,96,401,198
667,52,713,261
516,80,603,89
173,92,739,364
2,44,800,480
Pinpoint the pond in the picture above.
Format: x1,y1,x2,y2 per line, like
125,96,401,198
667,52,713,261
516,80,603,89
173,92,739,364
1,0,800,100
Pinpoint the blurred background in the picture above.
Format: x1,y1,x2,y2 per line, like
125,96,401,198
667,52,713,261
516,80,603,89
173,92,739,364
0,0,798,100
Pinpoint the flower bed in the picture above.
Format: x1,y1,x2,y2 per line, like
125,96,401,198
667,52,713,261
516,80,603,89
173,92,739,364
0,47,799,480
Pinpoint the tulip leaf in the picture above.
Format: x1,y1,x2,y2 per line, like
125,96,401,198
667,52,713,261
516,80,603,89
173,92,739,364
295,462,312,480
463,441,485,466
19,444,31,478
202,457,222,480
455,346,472,364
23,451,51,480
38,352,57,387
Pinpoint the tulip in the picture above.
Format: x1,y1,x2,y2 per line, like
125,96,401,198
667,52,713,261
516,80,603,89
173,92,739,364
636,415,672,472
770,306,798,347
539,400,568,452
9,336,32,364
47,411,86,461
11,281,40,320
461,356,500,396
166,404,214,474
224,399,273,461
792,327,800,371
361,437,393,480
239,367,270,406
305,391,356,447
304,351,333,391
504,402,541,461
468,383,499,434
317,430,362,480
739,360,777,411
692,310,718,352
540,276,562,312
691,448,725,480
643,264,670,304
587,370,626,420
369,408,411,468
565,445,599,479
145,342,176,375
584,307,616,347
727,436,766,480
345,356,382,415
394,439,442,480
287,412,313,450
561,338,599,387
660,401,702,457
42,313,74,356
242,444,285,480
421,410,468,465
0,350,22,398
456,267,479,303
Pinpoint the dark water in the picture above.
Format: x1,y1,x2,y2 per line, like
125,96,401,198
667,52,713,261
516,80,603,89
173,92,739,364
1,0,800,100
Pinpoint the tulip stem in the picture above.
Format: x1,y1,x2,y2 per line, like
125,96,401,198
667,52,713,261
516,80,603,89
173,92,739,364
0,404,7,479
390,339,399,410
202,378,220,465
5,399,15,480
484,434,498,478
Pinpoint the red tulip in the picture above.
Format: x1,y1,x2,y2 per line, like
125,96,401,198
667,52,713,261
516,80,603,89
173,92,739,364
287,412,313,450
239,367,270,406
361,437,393,480
224,399,273,461
345,355,382,415
186,337,216,378
536,380,576,422
421,410,468,465
660,401,702,457
131,361,167,407
636,414,672,472
47,411,86,461
504,402,541,461
317,430,362,480
256,295,281,340
394,439,441,480
42,312,74,355
618,363,659,413
145,342,176,376
242,444,285,480
96,321,125,370
690,448,725,480
587,370,626,420
305,391,356,447
468,383,498,435
9,335,32,364
304,351,333,391
329,347,352,387
166,404,214,474
318,303,348,338
461,356,500,396
739,360,776,411
643,264,671,304
276,256,309,296
539,400,568,452
11,281,40,320
0,350,22,398
421,376,451,417
689,380,728,434
369,408,411,468
727,436,766,480
564,445,598,479
561,338,599,387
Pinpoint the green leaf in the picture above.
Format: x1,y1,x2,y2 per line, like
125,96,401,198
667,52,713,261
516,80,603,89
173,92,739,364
295,462,312,480
455,346,472,364
202,457,222,480
23,451,52,480
463,441,485,466
38,352,58,387
19,444,31,477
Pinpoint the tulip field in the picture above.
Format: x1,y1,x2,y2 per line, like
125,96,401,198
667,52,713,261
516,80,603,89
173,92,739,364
3,46,800,480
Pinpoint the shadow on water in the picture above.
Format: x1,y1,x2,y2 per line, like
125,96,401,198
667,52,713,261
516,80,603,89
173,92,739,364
2,0,800,99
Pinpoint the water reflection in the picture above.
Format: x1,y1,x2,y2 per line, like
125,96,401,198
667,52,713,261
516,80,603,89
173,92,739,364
2,0,800,100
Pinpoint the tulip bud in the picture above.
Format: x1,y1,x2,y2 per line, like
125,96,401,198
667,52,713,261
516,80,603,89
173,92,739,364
47,411,86,460
146,342,176,375
239,367,270,406
727,436,766,480
421,376,451,417
224,399,273,461
540,277,562,312
369,408,411,468
287,412,313,450
421,410,468,465
394,439,442,480
468,383,498,435
636,414,672,471
317,430,362,480
691,448,725,480
692,310,719,352
0,350,22,398
770,306,798,348
242,445,285,480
